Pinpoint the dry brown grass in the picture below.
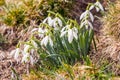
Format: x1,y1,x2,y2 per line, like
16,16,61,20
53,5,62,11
91,0,120,76
102,0,120,41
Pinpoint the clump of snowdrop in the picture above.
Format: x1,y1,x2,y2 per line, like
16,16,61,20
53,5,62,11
80,1,104,29
10,1,104,66
10,41,38,65
60,24,78,43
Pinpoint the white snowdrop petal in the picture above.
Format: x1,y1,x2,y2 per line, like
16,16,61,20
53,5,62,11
73,27,78,33
85,25,89,29
89,5,94,10
24,45,30,53
68,29,73,43
30,56,34,65
57,18,62,27
98,2,104,11
61,27,66,32
53,20,57,28
89,11,94,22
44,36,49,46
49,37,53,47
88,21,93,29
41,38,45,46
60,31,67,37
30,49,34,55
73,31,78,40
14,51,19,60
80,21,86,28
80,11,86,20
73,28,78,40
48,17,53,26
43,17,48,23
96,7,100,12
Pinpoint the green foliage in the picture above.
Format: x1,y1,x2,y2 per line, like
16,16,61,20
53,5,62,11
31,12,94,68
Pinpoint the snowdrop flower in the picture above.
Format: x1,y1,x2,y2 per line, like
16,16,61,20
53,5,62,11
60,25,78,43
31,40,38,48
21,52,30,63
80,20,93,29
22,49,35,65
38,27,47,38
24,44,31,53
53,17,62,28
41,35,53,47
95,1,104,12
89,1,104,12
43,17,53,26
89,5,95,10
80,10,94,22
10,48,21,60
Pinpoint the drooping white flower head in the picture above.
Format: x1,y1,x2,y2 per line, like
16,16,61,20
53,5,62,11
24,44,31,53
38,27,47,38
43,16,53,26
10,48,21,60
95,1,104,12
89,1,104,12
22,47,36,65
41,35,53,47
80,10,94,22
53,17,62,28
60,25,78,43
80,19,93,29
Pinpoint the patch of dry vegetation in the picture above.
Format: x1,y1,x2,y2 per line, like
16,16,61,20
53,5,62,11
102,0,120,41
91,0,120,76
